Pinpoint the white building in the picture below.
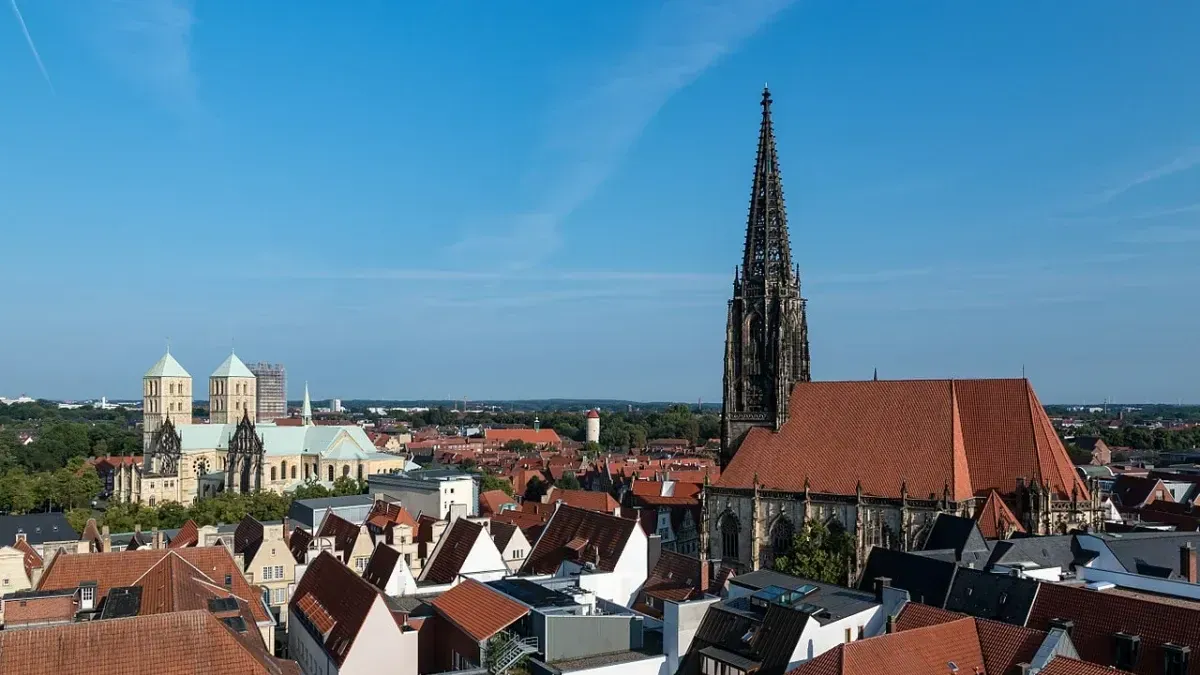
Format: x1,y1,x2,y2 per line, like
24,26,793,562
368,471,477,521
586,409,601,444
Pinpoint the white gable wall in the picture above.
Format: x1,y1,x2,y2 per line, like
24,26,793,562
788,605,883,668
340,595,418,675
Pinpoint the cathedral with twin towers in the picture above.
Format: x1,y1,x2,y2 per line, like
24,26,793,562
111,349,406,506
704,88,1105,575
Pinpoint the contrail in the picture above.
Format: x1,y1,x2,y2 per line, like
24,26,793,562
9,0,54,93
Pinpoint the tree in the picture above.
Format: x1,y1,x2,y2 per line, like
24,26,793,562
156,501,190,528
504,439,536,453
480,472,514,497
580,442,602,459
292,481,332,500
524,476,548,502
773,520,855,585
0,468,37,514
555,473,581,490
332,476,366,497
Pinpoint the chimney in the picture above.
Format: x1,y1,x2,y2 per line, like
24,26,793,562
647,534,662,577
873,576,891,603
700,558,711,595
1181,543,1197,583
1016,664,1030,675
101,525,111,553
152,527,163,550
886,613,897,634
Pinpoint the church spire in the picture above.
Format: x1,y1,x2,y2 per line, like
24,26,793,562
301,382,312,426
742,86,793,291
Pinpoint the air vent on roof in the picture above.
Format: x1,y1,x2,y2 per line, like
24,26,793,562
1085,581,1115,591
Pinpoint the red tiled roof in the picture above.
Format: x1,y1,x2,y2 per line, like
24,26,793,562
318,513,362,564
13,537,43,578
636,550,705,618
1040,657,1134,675
485,428,562,445
422,519,485,584
893,602,965,632
491,509,550,542
2,592,76,626
430,579,529,641
0,610,297,675
720,378,1087,500
168,520,199,548
545,487,619,514
893,603,1044,675
365,500,418,530
479,489,516,516
37,546,271,624
587,409,600,419
289,551,390,667
520,504,638,575
975,490,1027,539
789,617,986,675
1028,582,1200,675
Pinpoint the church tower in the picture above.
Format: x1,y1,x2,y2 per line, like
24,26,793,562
143,348,193,450
721,87,810,467
209,350,257,425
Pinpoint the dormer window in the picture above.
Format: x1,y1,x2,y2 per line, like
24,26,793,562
1165,643,1191,675
1114,632,1141,671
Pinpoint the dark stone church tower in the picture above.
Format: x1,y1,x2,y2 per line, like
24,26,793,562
721,88,810,467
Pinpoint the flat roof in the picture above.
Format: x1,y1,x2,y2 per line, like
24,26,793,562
728,569,877,625
488,579,579,609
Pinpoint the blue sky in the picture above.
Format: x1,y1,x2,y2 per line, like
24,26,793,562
2,1,1199,404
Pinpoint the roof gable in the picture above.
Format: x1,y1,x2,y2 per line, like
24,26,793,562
431,579,530,641
211,352,255,378
520,504,638,575
145,351,191,379
289,551,390,667
421,519,487,584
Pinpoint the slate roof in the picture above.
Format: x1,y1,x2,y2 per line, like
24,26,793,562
922,513,989,556
0,609,297,675
289,551,387,667
287,527,313,564
943,566,1039,625
0,513,78,545
430,578,530,641
1091,531,1200,579
362,544,400,592
985,534,1080,571
1027,582,1200,675
976,490,1028,538
732,570,878,625
36,546,271,624
519,504,638,575
718,378,1087,500
858,547,958,607
317,512,362,564
422,518,484,584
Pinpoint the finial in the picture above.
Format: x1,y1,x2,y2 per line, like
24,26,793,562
761,86,772,112
873,367,878,382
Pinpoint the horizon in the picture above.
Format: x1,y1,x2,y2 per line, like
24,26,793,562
3,2,1198,403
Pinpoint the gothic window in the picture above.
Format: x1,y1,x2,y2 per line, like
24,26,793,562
328,465,334,482
291,465,297,480
720,513,740,560
271,466,277,481
281,461,288,480
169,383,175,395
342,465,350,478
771,516,795,556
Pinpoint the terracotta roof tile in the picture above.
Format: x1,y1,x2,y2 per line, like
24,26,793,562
1028,582,1200,675
13,537,43,578
545,488,620,514
485,428,562,445
490,521,519,551
365,499,418,529
480,489,516,516
430,579,529,641
720,378,1088,500
36,546,271,624
491,509,549,542
167,519,199,548
636,550,705,618
289,551,388,666
893,603,1044,675
520,504,637,575
975,490,1027,538
422,518,484,584
0,610,297,674
790,617,986,675
1040,657,1134,675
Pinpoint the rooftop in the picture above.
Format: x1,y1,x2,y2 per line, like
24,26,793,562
144,351,191,379
431,578,530,642
487,578,579,609
730,570,877,625
211,351,256,379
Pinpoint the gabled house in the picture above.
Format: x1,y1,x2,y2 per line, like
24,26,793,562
480,489,516,516
419,517,507,585
363,499,423,576
235,515,297,629
520,504,648,607
289,551,419,675
1111,475,1174,510
361,542,418,596
317,512,375,575
491,521,532,573
427,579,531,672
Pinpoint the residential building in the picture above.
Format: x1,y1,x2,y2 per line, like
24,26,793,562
361,542,418,596
368,469,477,520
1071,436,1113,466
0,513,78,573
289,551,419,675
490,521,532,573
235,515,297,629
249,362,288,422
629,479,702,554
480,488,516,516
0,610,300,674
544,487,621,515
317,513,375,575
363,499,423,576
426,578,532,672
419,517,507,585
520,504,648,607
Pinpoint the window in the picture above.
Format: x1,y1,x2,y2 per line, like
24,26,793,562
1165,643,1191,675
2,578,9,586
771,517,794,557
355,557,368,573
271,587,288,605
342,465,350,478
262,566,276,581
357,464,364,481
275,565,284,579
81,586,95,606
328,465,334,481
271,466,277,481
1114,633,1141,671
291,465,297,479
721,514,739,560
857,625,865,639
844,627,852,643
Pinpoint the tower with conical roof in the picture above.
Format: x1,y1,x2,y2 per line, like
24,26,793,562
143,347,193,449
721,87,810,467
209,350,257,425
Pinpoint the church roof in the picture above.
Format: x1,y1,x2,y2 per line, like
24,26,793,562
211,352,255,379
175,423,392,462
718,378,1086,501
145,351,190,379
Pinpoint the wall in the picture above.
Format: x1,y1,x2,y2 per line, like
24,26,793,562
663,596,720,674
788,605,883,667
439,477,478,519
1073,534,1124,573
1079,565,1200,600
500,527,532,573
247,523,299,626
340,597,418,675
611,523,649,607
429,612,483,672
455,528,509,579
543,613,644,662
289,610,337,675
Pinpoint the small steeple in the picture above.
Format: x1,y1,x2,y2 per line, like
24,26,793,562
301,382,313,426
873,367,878,381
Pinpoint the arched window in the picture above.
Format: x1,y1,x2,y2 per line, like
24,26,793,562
291,465,297,480
771,516,795,557
169,383,175,394
721,513,740,560
342,465,350,478
281,461,288,480
328,465,334,482
271,466,277,481
357,464,364,481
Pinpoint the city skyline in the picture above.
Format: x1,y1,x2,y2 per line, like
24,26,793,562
3,2,1199,402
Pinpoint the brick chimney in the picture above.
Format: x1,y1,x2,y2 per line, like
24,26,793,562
101,525,111,553
1181,542,1197,583
699,558,711,595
